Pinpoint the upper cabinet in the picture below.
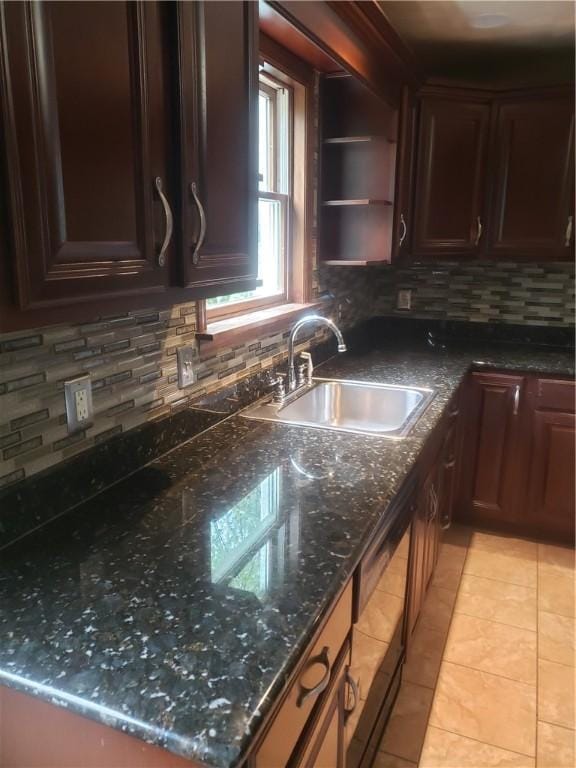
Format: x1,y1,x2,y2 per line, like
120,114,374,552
487,93,575,260
0,1,258,331
175,1,258,293
406,86,575,262
411,97,490,257
1,1,173,311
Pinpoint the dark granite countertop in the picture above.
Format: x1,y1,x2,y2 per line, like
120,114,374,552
0,337,573,767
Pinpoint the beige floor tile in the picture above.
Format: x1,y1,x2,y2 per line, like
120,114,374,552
538,611,575,667
538,543,575,573
420,726,535,767
469,532,538,559
419,586,458,635
377,566,407,598
403,624,446,689
538,565,575,618
372,751,417,768
444,613,537,685
379,682,434,763
464,548,537,588
537,658,576,730
537,722,576,768
429,662,537,756
455,574,537,631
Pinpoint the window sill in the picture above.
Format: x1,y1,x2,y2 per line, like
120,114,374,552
196,301,324,353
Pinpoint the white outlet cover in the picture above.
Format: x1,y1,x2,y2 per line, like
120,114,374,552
177,346,196,388
64,375,93,433
397,289,412,311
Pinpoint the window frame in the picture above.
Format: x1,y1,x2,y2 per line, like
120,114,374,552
197,36,316,345
207,72,294,322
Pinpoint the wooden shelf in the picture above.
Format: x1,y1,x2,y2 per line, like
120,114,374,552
322,198,393,207
323,259,390,266
323,135,395,145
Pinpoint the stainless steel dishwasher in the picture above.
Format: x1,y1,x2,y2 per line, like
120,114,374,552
344,476,416,768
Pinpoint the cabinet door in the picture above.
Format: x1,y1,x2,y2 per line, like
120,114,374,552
176,1,258,295
1,1,172,312
525,407,575,542
456,373,526,528
392,86,417,261
486,94,575,260
412,98,490,256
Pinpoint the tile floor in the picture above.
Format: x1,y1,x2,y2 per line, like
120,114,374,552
374,527,575,768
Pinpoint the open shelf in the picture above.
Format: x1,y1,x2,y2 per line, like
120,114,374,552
319,73,398,266
324,135,396,145
322,259,390,266
322,198,393,207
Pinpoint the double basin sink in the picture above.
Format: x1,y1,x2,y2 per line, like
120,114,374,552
242,378,435,438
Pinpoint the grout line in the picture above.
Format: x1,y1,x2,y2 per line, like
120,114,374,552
451,607,537,633
458,571,538,592
537,716,576,732
425,724,536,760
440,659,537,689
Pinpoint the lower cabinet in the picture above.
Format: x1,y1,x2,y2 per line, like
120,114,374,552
455,372,575,542
253,582,353,768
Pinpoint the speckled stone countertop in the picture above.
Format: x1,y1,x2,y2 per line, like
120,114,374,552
0,338,573,767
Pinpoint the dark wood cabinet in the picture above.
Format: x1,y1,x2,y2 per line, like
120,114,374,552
486,94,575,260
456,372,526,529
175,1,258,295
411,97,490,257
524,378,575,541
392,87,417,260
1,1,173,313
0,0,258,331
407,87,574,261
455,372,575,543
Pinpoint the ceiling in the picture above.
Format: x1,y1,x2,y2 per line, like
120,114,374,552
378,1,575,85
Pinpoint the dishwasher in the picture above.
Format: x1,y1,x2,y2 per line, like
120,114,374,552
344,475,417,768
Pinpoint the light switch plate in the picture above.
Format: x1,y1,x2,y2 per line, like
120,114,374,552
397,289,412,310
177,346,195,388
64,375,93,433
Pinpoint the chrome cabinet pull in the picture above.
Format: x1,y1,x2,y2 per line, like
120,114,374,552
297,646,331,708
565,215,573,247
399,213,407,247
344,670,359,722
154,177,173,268
513,384,521,416
474,216,483,246
190,182,207,265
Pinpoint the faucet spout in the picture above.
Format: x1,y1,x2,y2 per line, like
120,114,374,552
286,314,347,392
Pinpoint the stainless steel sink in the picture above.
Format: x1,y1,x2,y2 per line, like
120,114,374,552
242,378,435,438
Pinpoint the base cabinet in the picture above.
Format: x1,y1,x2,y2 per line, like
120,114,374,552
456,372,575,543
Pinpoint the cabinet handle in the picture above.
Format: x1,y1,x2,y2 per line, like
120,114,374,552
565,215,573,247
190,182,207,266
344,671,359,721
297,646,331,708
474,216,483,246
443,457,456,470
154,177,173,268
399,213,407,247
513,384,521,416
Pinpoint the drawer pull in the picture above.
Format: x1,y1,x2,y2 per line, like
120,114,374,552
344,671,359,722
443,457,456,469
297,646,330,708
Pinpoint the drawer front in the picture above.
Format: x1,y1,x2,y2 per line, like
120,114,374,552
534,378,575,413
255,582,353,768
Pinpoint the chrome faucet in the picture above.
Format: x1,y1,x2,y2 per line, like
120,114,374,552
287,315,347,392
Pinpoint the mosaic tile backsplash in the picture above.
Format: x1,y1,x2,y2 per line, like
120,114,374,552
0,260,573,489
372,260,575,326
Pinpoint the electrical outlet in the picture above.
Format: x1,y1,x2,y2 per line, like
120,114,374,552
64,375,93,433
177,346,195,388
397,289,412,311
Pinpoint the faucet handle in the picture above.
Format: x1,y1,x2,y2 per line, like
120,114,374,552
299,352,313,386
270,373,286,404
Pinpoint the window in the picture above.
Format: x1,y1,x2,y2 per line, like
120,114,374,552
206,73,292,317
